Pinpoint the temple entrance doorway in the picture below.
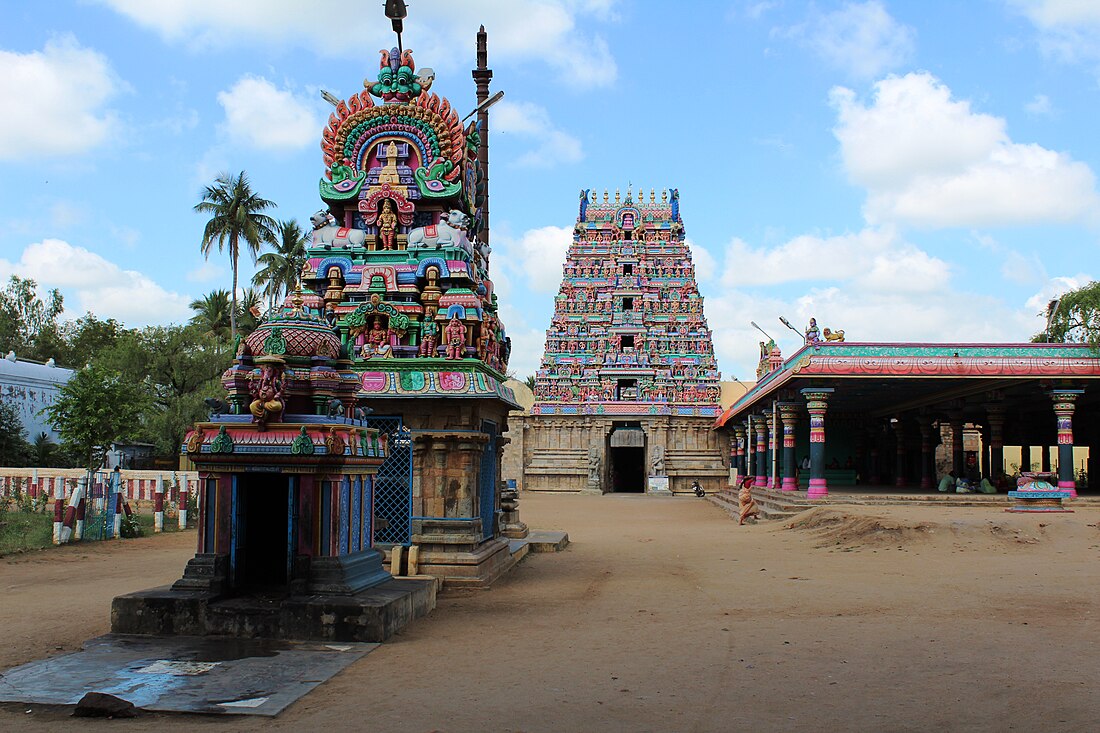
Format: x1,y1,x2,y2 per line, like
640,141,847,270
231,475,290,590
610,447,645,492
608,423,646,493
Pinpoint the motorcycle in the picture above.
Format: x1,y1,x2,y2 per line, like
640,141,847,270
691,481,705,497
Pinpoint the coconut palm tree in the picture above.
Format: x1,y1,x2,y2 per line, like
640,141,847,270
189,289,233,340
254,219,310,310
235,287,265,336
194,171,277,341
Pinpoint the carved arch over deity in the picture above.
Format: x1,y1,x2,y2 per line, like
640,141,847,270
357,265,399,292
414,257,452,279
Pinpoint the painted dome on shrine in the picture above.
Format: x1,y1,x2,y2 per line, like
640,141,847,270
243,292,343,360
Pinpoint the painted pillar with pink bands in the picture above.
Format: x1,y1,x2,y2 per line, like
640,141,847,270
801,387,834,499
154,475,164,533
778,402,799,492
1049,389,1083,498
752,414,767,487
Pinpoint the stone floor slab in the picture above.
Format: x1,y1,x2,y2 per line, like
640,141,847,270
0,634,376,716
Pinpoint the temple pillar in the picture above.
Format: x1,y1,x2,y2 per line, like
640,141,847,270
752,415,767,487
893,418,906,488
779,402,799,492
1049,389,1084,497
732,423,747,478
1041,444,1051,473
1020,444,1031,473
766,409,778,489
800,388,834,499
868,427,881,486
949,413,965,477
986,405,1005,480
917,417,934,490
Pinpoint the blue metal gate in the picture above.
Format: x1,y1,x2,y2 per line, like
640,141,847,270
478,421,498,540
82,470,118,541
365,416,413,546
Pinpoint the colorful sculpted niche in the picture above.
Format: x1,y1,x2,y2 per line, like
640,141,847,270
531,188,721,417
296,42,511,391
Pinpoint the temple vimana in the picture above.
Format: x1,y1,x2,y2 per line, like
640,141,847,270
509,187,731,495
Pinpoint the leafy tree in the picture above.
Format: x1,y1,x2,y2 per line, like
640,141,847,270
194,171,278,342
1037,281,1100,347
0,400,31,466
236,287,265,337
0,276,65,361
524,374,536,391
30,432,61,467
57,315,126,368
189,289,233,341
254,218,309,310
43,363,150,470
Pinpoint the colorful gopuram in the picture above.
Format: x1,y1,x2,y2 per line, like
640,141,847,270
518,188,728,494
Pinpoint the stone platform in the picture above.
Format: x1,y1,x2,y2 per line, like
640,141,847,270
112,576,438,643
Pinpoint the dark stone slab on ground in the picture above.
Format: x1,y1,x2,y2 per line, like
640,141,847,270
0,634,377,716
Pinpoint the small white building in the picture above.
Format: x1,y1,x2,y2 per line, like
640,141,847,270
0,352,74,443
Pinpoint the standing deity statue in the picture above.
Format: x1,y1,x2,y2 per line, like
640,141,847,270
445,315,467,359
649,444,666,477
587,447,602,486
805,317,821,345
378,199,398,250
419,306,440,357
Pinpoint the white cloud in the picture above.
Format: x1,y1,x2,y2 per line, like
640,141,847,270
831,72,1100,227
95,0,618,89
0,239,192,326
217,76,320,151
1009,0,1100,66
1025,93,1054,116
496,225,573,294
786,1,915,79
187,261,225,283
494,101,584,168
686,239,717,283
0,36,123,161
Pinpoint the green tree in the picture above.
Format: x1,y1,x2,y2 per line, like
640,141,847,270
55,314,127,369
30,432,62,467
0,276,65,361
524,374,536,391
0,400,31,466
43,363,150,470
194,171,277,342
236,287,265,337
1037,281,1100,347
254,218,309,310
189,289,233,341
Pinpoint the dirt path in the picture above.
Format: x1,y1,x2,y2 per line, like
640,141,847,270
2,494,1099,732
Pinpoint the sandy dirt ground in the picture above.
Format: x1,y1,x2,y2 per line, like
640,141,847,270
2,492,1099,732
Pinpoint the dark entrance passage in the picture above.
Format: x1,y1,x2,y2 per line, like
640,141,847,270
232,475,290,590
610,446,645,492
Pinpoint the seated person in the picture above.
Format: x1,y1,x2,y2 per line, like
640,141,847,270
937,472,955,493
977,477,997,494
955,476,973,494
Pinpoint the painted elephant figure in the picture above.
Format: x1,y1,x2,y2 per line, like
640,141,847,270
407,210,472,255
311,210,367,249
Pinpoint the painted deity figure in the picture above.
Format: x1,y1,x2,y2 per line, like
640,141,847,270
445,315,467,359
378,199,398,250
366,317,394,358
248,362,285,430
419,306,440,357
805,317,821,345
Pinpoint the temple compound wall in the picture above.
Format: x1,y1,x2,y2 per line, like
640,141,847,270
519,188,729,494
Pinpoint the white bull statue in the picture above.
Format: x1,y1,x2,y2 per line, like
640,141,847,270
311,210,367,249
407,210,472,255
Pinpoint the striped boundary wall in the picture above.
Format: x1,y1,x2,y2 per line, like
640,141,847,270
0,467,199,507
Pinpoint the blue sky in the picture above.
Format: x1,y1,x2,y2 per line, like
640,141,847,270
1,0,1098,381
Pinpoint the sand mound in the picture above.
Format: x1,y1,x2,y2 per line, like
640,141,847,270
784,507,1045,550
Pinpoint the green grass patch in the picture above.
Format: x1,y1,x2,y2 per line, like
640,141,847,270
0,510,54,556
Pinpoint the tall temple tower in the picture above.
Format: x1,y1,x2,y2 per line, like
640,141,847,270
519,187,728,494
